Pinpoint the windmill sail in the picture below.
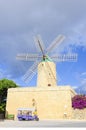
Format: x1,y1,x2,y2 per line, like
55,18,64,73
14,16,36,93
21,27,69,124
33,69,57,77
16,53,42,61
34,35,45,55
51,54,78,62
46,35,65,54
16,34,78,85
22,60,39,83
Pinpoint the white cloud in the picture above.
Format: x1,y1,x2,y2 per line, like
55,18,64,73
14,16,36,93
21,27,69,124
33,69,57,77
76,72,86,93
0,69,4,78
81,72,86,76
68,32,86,49
0,0,86,88
0,68,12,79
72,86,78,89
80,73,86,84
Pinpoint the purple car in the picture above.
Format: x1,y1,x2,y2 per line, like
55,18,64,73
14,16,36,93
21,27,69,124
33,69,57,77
17,108,39,121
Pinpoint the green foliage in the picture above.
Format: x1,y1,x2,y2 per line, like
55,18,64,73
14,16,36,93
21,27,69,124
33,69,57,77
0,78,19,113
0,103,6,113
0,78,18,90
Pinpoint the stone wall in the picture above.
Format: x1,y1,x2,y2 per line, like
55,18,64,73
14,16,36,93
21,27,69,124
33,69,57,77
37,61,57,87
6,86,75,120
72,109,86,120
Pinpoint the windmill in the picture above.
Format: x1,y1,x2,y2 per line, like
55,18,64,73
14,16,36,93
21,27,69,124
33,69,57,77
16,34,77,87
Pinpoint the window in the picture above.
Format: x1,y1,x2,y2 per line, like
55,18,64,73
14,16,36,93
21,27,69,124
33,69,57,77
48,84,51,86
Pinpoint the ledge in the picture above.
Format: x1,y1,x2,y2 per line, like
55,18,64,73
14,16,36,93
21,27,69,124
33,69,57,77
8,86,76,95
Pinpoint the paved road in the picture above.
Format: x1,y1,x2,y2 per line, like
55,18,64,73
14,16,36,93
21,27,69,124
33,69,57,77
0,120,86,127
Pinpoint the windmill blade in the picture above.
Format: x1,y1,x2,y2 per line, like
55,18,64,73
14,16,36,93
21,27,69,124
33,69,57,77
16,53,42,61
46,35,65,54
51,53,78,62
22,60,39,83
34,35,45,55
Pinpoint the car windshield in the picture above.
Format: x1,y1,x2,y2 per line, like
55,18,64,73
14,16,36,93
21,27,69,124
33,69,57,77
17,108,35,115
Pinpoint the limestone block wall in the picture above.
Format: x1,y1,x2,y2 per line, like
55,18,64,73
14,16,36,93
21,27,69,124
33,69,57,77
6,86,76,120
37,61,57,87
72,109,86,120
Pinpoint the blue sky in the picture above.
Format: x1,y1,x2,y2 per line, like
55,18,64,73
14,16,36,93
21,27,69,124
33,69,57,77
0,0,86,94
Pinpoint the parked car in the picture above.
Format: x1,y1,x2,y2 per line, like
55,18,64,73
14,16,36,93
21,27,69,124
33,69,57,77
17,108,39,121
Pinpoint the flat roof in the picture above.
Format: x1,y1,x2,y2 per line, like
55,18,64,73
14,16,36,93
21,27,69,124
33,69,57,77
17,108,35,111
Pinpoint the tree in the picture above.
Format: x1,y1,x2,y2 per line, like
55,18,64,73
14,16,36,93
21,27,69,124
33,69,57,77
0,78,19,114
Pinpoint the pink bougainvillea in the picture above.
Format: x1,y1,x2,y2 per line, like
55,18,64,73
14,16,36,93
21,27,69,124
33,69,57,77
72,95,86,109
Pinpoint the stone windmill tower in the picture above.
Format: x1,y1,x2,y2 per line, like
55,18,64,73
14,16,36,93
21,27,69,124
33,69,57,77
6,34,78,120
16,34,77,88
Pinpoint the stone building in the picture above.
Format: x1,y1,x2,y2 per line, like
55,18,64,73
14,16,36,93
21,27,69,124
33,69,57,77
6,61,76,120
